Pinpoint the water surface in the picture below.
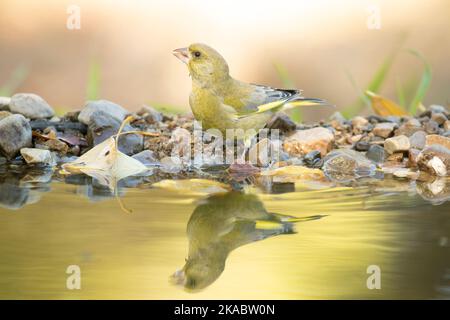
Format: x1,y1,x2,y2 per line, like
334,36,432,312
0,168,449,299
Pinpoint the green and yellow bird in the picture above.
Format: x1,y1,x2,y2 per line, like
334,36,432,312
173,43,326,140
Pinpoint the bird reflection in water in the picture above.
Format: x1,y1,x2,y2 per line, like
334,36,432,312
171,191,324,292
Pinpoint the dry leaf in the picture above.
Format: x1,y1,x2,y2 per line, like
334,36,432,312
366,91,408,117
61,116,148,191
152,179,231,195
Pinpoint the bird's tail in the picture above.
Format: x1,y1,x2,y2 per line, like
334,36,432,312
284,97,331,108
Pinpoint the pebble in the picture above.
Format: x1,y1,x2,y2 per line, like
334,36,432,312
0,111,12,121
283,127,334,157
20,148,56,165
444,120,450,131
248,138,278,167
132,150,158,166
0,114,32,159
384,135,410,154
323,149,376,181
138,105,163,124
409,131,427,150
303,150,322,168
408,148,421,167
429,105,446,114
373,122,396,138
431,112,447,125
425,134,450,150
366,144,385,164
266,112,297,133
78,100,129,125
87,110,143,155
355,140,370,151
9,93,55,119
423,120,440,134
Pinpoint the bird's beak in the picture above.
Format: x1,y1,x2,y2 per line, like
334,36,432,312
172,47,190,64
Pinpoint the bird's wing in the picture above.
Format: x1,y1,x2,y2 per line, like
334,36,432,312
236,84,326,118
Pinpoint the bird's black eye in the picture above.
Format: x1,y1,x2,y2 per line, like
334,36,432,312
193,51,201,58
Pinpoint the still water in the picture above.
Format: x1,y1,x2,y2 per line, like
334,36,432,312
0,167,449,299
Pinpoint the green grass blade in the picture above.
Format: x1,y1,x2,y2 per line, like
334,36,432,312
407,50,431,115
0,63,29,96
86,59,101,100
342,51,397,117
273,62,302,122
396,77,406,107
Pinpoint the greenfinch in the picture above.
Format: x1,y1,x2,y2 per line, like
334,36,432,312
173,43,326,139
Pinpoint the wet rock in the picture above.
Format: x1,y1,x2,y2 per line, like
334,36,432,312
266,112,297,133
384,135,410,154
323,149,376,181
87,110,143,155
366,144,385,164
372,122,396,138
355,140,370,151
425,134,450,150
0,97,11,111
132,150,158,166
78,100,129,125
30,119,88,134
0,114,32,159
386,152,404,162
9,93,54,119
417,145,450,176
37,138,69,154
20,148,56,165
395,119,422,136
283,127,334,157
431,112,447,125
303,150,322,168
409,131,427,150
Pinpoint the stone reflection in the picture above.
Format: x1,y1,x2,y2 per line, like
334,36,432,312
171,191,323,292
0,167,53,210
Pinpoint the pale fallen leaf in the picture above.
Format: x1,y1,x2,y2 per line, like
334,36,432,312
152,179,231,196
366,91,408,117
61,116,148,191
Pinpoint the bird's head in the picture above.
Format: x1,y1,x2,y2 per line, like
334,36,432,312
173,43,229,86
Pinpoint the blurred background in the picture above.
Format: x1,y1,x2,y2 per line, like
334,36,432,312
0,0,449,121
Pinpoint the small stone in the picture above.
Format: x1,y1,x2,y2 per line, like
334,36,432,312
138,105,163,124
417,145,450,176
41,139,69,154
408,148,421,167
409,131,427,150
132,150,158,166
303,150,322,168
0,97,11,111
393,168,418,179
266,113,297,133
423,120,440,134
386,152,404,162
373,122,396,138
160,156,184,173
351,116,368,128
444,120,450,131
0,114,32,159
20,148,55,165
323,149,376,181
248,138,278,167
355,140,370,151
384,135,410,154
283,127,334,157
78,100,129,125
429,105,446,114
9,93,55,119
431,112,447,125
366,144,385,164
405,118,421,127
425,134,450,150
87,110,143,155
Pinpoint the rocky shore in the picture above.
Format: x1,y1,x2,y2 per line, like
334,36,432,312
1,93,449,187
